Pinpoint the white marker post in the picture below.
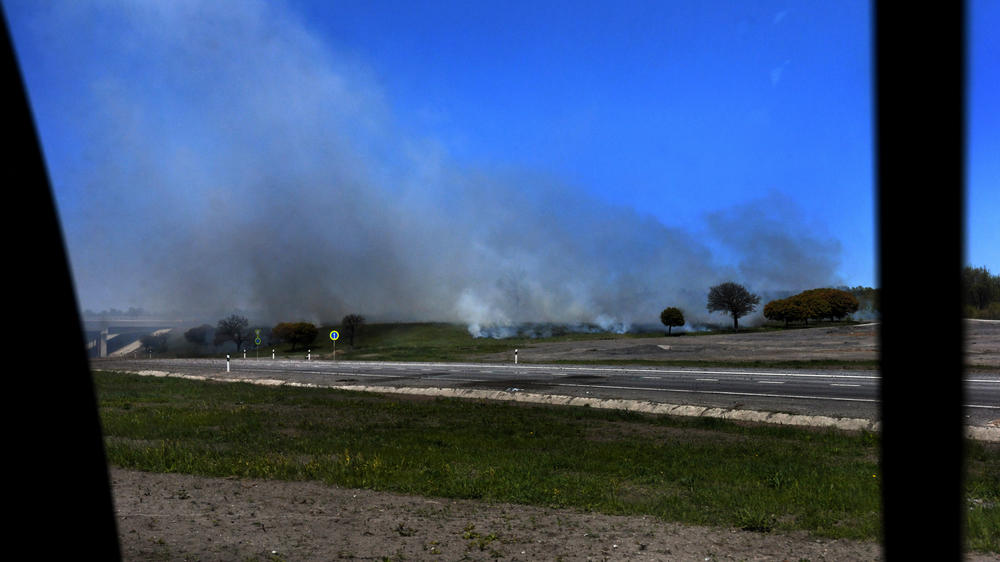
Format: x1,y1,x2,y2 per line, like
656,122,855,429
515,349,518,364
243,348,246,359
272,349,275,360
226,354,230,372
330,330,339,362
308,349,311,361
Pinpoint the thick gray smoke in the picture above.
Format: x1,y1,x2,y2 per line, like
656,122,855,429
21,1,845,333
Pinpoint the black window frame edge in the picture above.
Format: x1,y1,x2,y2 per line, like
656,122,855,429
876,1,966,558
2,6,121,559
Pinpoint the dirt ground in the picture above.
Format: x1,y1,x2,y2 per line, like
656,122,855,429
109,321,1000,561
112,467,890,562
485,320,1000,369
112,466,1000,562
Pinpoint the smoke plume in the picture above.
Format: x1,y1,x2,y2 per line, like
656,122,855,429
18,1,845,333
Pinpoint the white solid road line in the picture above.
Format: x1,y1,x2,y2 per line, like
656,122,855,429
348,361,880,381
551,381,878,403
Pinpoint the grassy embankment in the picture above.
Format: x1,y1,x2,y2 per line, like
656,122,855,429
96,371,999,552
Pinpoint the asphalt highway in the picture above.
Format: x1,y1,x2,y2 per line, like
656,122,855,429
93,357,1000,428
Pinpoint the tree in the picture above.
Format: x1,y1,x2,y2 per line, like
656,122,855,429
763,297,809,327
764,299,789,327
798,288,859,321
823,289,860,320
341,313,366,346
963,266,1000,311
707,282,760,331
848,286,881,315
215,314,250,351
765,287,862,328
272,322,318,352
659,307,685,335
184,324,212,346
798,290,832,323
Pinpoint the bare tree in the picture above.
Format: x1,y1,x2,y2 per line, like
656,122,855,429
341,314,366,346
215,314,250,351
707,282,760,331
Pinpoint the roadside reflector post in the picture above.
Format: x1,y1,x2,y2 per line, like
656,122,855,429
272,349,275,360
226,354,230,372
308,349,311,361
515,348,518,364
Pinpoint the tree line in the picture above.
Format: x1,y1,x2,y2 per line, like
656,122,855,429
660,282,877,334
179,313,366,353
763,288,860,327
963,265,1000,319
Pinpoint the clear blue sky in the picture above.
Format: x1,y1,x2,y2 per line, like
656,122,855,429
2,1,996,324
290,0,878,283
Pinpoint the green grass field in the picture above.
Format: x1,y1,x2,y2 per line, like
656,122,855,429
95,371,1000,552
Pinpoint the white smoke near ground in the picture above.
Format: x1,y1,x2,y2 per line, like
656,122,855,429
16,1,847,335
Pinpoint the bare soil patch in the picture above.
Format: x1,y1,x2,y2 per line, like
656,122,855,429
492,324,882,365
482,321,1000,369
112,467,891,561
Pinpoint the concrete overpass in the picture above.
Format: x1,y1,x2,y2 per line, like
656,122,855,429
82,316,194,358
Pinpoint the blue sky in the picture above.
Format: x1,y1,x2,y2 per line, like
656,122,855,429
3,1,996,326
969,0,1000,274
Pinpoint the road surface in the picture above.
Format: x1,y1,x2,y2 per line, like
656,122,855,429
92,357,1000,431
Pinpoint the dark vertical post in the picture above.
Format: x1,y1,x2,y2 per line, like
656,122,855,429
875,2,966,558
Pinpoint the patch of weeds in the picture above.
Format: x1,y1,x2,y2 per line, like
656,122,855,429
766,470,795,490
462,524,500,552
395,523,417,537
424,540,442,555
736,507,776,533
